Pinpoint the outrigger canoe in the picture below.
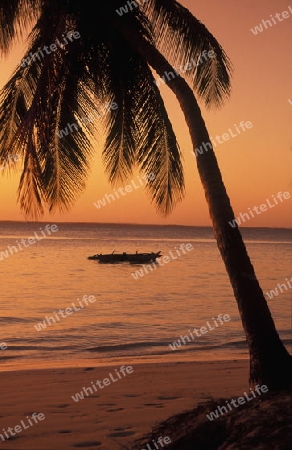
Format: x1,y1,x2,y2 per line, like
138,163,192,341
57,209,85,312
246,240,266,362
87,251,162,264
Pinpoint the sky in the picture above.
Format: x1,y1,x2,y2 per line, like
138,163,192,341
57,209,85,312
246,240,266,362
0,0,291,227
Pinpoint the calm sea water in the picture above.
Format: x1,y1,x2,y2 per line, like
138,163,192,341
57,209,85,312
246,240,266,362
0,222,291,371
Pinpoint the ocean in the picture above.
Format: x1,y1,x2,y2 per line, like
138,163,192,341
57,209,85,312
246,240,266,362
0,222,291,371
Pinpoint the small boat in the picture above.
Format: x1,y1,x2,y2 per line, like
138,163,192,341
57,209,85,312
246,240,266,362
87,251,161,264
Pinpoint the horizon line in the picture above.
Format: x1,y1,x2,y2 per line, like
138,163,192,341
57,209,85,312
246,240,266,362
0,220,291,230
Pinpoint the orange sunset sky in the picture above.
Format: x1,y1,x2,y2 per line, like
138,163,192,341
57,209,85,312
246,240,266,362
0,0,291,227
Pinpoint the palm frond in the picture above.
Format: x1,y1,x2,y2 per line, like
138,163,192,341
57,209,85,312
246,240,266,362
103,36,184,214
0,8,98,217
0,0,41,56
144,0,232,108
17,134,45,219
135,60,185,215
102,42,138,184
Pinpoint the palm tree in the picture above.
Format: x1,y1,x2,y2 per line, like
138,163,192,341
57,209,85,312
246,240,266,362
0,0,291,389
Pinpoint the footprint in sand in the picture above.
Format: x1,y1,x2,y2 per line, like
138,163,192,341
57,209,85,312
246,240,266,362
123,393,139,397
143,403,165,408
112,426,132,431
107,430,135,437
106,407,124,412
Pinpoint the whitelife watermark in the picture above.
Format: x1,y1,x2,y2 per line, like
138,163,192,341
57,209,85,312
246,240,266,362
228,191,291,228
71,365,134,402
0,224,58,261
265,277,292,299
20,31,81,67
169,314,231,351
191,120,253,158
0,153,21,170
131,243,193,280
154,50,216,88
34,295,96,331
58,101,118,139
93,173,155,210
0,413,45,443
116,0,150,16
206,385,269,421
141,436,172,450
250,5,292,35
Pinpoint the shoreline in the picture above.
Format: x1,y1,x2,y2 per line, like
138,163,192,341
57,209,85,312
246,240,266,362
0,355,250,373
0,359,249,449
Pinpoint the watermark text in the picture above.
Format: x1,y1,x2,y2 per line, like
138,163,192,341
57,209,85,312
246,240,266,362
206,385,268,421
71,365,134,402
229,191,290,227
169,314,231,350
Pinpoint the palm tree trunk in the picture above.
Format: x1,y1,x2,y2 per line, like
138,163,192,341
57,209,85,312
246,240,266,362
117,23,292,389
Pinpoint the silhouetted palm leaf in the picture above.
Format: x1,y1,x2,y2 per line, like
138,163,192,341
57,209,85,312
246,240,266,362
0,0,39,55
144,0,232,107
0,0,230,217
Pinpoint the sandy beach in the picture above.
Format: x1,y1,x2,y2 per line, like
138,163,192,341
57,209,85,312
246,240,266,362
0,360,249,449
